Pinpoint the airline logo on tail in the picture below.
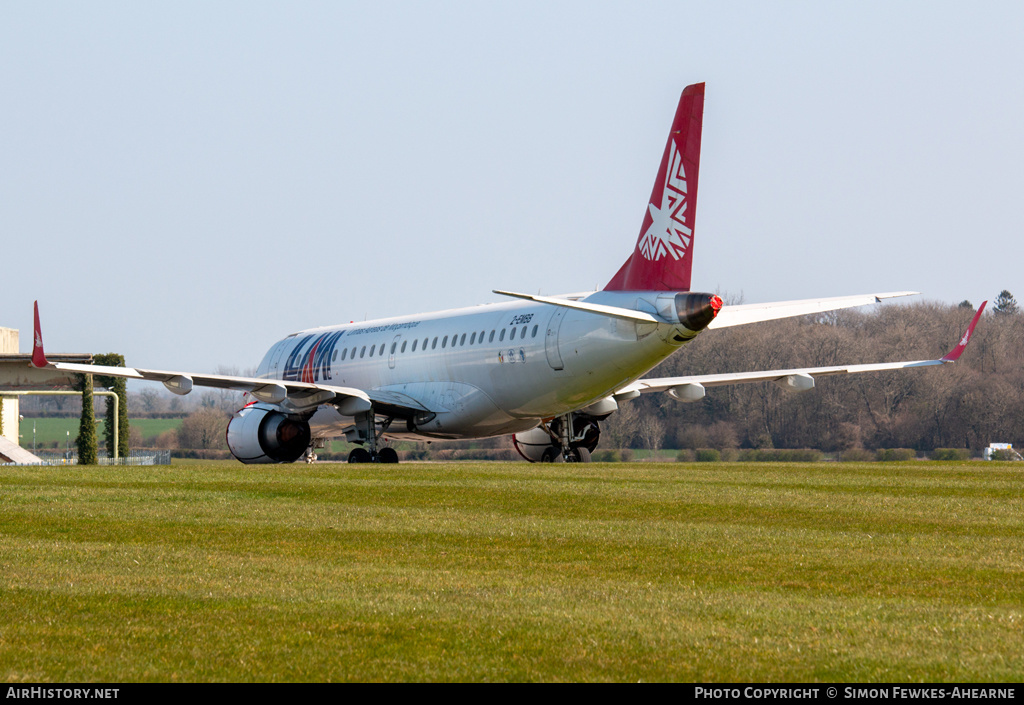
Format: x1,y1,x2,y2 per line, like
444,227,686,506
639,139,691,261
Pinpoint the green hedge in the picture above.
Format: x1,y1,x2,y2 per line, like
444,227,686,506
876,448,917,461
694,449,721,462
930,448,971,461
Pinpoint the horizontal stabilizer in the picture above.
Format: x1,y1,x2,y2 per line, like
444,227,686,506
709,292,919,329
492,290,660,323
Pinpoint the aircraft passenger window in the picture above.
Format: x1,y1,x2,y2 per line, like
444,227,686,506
380,345,386,356
360,346,366,358
412,339,418,352
432,337,437,349
442,335,448,348
332,350,337,362
520,326,527,339
470,332,476,345
532,324,538,338
489,330,495,343
391,342,397,354
342,349,348,361
479,330,485,342
460,333,466,346
499,329,506,342
401,341,407,353
369,344,376,356
351,347,356,359
509,328,516,340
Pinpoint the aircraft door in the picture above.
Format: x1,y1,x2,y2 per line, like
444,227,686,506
268,340,290,379
388,334,402,369
545,308,569,370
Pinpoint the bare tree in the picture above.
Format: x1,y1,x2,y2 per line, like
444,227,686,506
636,414,666,455
137,387,164,414
177,409,229,450
602,401,640,449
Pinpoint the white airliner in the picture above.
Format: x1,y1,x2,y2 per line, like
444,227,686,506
30,83,986,464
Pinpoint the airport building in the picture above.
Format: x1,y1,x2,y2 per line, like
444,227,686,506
0,327,18,445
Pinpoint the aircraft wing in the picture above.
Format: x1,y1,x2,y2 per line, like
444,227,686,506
38,359,375,414
29,303,374,415
708,292,920,329
616,301,986,401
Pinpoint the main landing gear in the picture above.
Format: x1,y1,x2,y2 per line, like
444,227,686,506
347,447,398,464
540,445,591,463
346,409,399,464
540,413,596,463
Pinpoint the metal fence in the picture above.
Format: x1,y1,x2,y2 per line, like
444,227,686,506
2,450,172,466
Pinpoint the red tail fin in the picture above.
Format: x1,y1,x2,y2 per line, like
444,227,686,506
605,83,705,291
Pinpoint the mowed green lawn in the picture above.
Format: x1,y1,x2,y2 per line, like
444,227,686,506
0,462,1021,682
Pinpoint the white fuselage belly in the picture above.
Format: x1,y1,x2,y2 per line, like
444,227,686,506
255,292,691,440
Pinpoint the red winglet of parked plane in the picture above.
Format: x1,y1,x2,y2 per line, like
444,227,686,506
940,301,987,363
31,301,49,368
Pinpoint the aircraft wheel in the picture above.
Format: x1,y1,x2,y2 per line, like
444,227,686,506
541,447,565,463
568,447,592,463
348,448,372,463
377,447,399,464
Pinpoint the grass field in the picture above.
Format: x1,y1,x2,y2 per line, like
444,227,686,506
1,461,1022,682
17,418,182,447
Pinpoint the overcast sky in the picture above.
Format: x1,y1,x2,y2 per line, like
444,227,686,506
2,1,1021,373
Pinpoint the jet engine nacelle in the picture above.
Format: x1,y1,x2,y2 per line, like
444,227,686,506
226,402,311,464
512,413,601,462
672,292,723,332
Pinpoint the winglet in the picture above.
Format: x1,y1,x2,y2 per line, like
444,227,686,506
940,301,987,363
31,301,49,368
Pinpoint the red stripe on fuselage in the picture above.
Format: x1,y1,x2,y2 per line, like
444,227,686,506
300,340,322,384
